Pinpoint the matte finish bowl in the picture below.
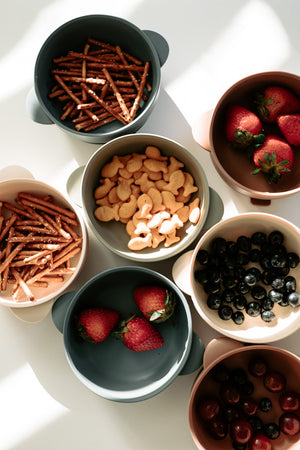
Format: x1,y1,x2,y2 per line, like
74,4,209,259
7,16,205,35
193,71,300,201
189,337,300,449
0,178,88,308
81,133,210,262
52,266,204,402
187,212,300,343
30,15,168,144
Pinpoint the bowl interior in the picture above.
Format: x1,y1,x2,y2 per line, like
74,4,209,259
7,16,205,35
0,179,86,308
211,72,300,197
191,213,300,343
63,266,192,402
189,346,300,450
34,15,161,139
81,133,210,262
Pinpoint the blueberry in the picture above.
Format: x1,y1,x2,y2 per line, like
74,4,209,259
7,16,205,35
194,269,209,284
233,266,246,280
260,255,272,270
222,275,236,289
284,275,296,292
218,305,233,320
259,397,272,412
196,249,209,265
248,415,263,433
268,289,283,303
240,380,254,396
248,248,261,262
226,240,238,255
271,277,285,289
233,294,247,310
279,295,290,307
261,269,275,285
209,268,222,284
222,288,235,304
204,281,221,294
235,280,250,295
232,311,245,325
207,294,222,310
246,301,261,317
251,231,267,246
288,291,300,308
270,253,287,269
261,310,275,322
237,235,252,252
211,237,227,255
230,368,248,385
268,230,284,245
287,252,300,268
244,272,257,287
261,297,274,311
263,422,280,440
236,252,249,266
251,285,267,301
246,267,261,283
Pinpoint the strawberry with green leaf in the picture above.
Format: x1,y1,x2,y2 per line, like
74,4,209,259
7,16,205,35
277,114,300,147
112,315,164,351
254,85,300,123
225,104,265,150
133,285,176,322
77,307,120,343
251,135,294,184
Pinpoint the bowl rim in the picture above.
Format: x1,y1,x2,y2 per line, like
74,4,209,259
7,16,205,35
81,132,210,262
189,211,300,343
34,14,162,139
0,178,88,308
62,265,194,402
209,70,300,199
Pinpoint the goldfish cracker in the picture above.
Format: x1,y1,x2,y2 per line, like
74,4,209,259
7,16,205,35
118,167,133,179
164,156,184,181
135,172,155,193
126,153,146,173
135,193,153,219
143,165,163,181
147,211,170,229
133,221,151,236
118,194,137,221
147,187,165,214
94,178,116,199
144,158,168,174
155,179,167,191
158,214,183,235
94,203,119,222
95,196,111,206
182,172,199,197
126,219,135,236
101,155,124,178
108,186,120,204
116,177,134,201
164,230,180,247
163,169,185,195
176,205,190,223
145,145,168,161
128,233,152,251
161,191,184,214
150,229,166,248
189,198,201,224
176,187,191,203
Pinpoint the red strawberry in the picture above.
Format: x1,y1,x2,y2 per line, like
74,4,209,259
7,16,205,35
255,85,300,123
252,135,294,184
113,315,164,351
77,307,120,343
277,114,300,146
133,285,176,322
225,104,265,149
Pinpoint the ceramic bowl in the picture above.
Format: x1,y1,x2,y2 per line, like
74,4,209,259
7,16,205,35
189,337,300,449
175,212,300,343
193,71,300,203
0,178,87,309
81,133,210,262
51,266,204,402
28,14,168,144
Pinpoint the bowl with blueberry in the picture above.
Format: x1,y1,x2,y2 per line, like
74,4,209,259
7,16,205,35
189,337,300,449
188,212,300,343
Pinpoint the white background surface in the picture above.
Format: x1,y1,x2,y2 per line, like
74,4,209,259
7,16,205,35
1,1,300,449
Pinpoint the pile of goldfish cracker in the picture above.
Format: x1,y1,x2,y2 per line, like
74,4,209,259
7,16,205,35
93,145,201,250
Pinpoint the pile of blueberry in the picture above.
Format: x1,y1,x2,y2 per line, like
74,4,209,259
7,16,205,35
197,356,300,449
194,230,300,324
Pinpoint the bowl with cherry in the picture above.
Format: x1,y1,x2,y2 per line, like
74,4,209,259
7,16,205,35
189,337,300,449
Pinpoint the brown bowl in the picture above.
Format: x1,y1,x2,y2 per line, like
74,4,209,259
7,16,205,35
189,337,300,449
193,71,300,202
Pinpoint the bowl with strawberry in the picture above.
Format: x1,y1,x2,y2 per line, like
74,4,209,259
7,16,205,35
193,71,300,202
189,337,300,450
51,266,204,402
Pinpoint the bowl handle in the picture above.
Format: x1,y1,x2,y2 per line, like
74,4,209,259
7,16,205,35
51,291,76,333
203,337,245,369
26,86,53,124
179,332,205,375
192,109,214,151
143,30,169,67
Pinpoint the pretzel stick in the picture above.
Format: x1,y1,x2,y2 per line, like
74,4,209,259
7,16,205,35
17,199,78,226
17,192,77,219
130,61,150,119
0,213,18,242
102,68,131,122
0,243,25,275
1,227,14,291
11,268,34,301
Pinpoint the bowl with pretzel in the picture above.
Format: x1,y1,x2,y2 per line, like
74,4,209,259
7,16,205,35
28,15,169,144
81,133,210,262
0,178,87,309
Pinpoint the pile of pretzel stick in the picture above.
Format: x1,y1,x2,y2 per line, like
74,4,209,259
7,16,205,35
49,38,151,132
0,192,82,302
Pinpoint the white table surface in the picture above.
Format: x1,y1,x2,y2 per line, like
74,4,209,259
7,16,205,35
1,1,300,449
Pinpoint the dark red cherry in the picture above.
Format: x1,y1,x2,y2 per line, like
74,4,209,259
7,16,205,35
249,434,272,450
230,419,253,445
279,391,300,412
198,396,220,421
220,382,240,405
248,356,267,377
241,397,258,416
264,370,286,393
279,412,300,436
207,415,228,440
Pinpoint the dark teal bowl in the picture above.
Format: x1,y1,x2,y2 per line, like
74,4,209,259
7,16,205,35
52,266,204,402
31,15,168,144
